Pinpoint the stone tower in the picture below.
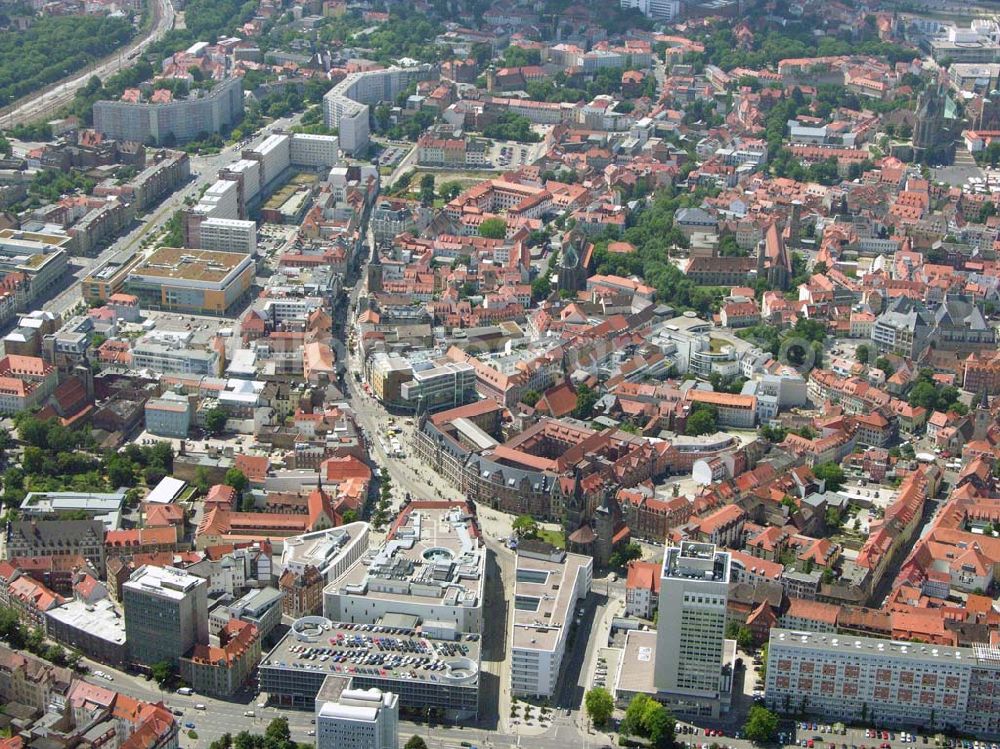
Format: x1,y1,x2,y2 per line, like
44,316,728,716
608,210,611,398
974,389,992,441
912,84,946,164
366,242,383,294
557,230,587,294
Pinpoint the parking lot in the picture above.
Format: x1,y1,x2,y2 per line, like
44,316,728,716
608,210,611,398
375,145,407,168
488,139,547,169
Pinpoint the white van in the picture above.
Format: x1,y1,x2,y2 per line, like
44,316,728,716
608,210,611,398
195,704,206,711
177,687,193,696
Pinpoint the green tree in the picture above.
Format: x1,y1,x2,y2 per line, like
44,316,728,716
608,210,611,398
726,621,754,650
856,344,870,364
419,173,435,207
573,384,599,420
531,274,551,302
743,705,780,744
874,356,894,376
813,461,846,492
622,693,653,736
404,738,428,749
760,424,787,443
263,717,293,749
194,466,211,495
438,181,463,201
149,660,174,687
643,702,676,749
479,217,507,239
718,234,745,257
621,694,675,747
106,456,136,488
512,515,538,538
609,542,643,570
521,390,541,407
204,406,227,435
685,404,718,436
224,468,248,496
143,464,167,486
584,687,614,727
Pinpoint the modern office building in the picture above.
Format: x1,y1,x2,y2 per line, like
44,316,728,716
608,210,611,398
258,616,480,718
132,337,220,376
323,502,485,634
208,587,285,642
122,565,209,669
619,0,680,23
653,541,733,717
19,489,127,530
0,229,71,303
289,133,341,170
81,248,144,303
765,629,1000,739
280,524,371,584
315,675,398,749
145,392,194,437
125,247,256,316
93,78,244,145
198,218,258,255
399,361,477,413
510,544,592,699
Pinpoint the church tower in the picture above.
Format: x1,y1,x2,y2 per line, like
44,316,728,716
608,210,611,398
974,389,992,441
557,230,587,293
366,242,383,294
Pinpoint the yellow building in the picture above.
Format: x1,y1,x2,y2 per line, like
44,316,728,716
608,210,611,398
125,247,255,316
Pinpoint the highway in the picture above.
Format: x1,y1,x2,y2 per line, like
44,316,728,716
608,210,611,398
0,0,176,129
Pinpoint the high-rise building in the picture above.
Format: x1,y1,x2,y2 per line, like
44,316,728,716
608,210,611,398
93,78,243,145
619,0,680,20
315,675,398,749
653,541,733,717
322,66,435,155
123,565,209,668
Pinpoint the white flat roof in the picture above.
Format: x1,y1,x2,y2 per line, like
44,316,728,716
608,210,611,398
146,476,187,504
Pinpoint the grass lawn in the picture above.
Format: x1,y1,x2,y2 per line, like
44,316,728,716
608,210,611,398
536,528,565,549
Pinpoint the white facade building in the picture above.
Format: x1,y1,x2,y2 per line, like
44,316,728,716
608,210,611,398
620,0,679,20
323,66,434,155
199,218,258,255
280,524,371,584
765,629,1000,739
323,503,485,634
289,133,341,169
250,133,292,187
510,547,592,699
316,681,398,749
